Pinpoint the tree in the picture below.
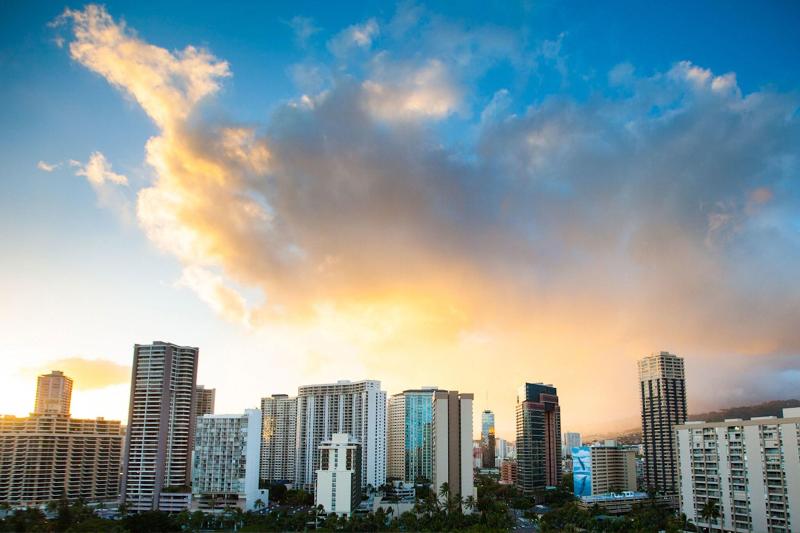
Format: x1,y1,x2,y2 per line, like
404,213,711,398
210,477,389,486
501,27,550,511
700,500,720,532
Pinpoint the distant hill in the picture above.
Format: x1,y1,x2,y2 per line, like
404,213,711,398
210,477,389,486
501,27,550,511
688,399,800,423
585,399,800,444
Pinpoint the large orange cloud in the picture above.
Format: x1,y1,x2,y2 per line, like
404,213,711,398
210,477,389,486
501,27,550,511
55,5,800,436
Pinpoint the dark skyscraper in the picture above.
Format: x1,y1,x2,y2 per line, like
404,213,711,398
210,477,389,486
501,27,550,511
515,383,561,496
639,351,686,494
481,409,496,468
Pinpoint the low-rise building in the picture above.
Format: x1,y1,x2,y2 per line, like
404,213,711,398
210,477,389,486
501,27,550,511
500,459,518,485
577,491,672,515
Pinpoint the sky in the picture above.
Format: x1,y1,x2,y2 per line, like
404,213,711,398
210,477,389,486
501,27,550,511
1,1,799,440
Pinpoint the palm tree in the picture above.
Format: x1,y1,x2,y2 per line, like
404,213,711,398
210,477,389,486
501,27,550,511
700,500,720,532
464,495,476,514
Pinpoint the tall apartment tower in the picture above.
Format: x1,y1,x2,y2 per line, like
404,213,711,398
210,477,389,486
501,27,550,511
638,351,686,494
192,409,267,511
387,387,439,483
481,410,496,468
295,380,386,491
122,341,199,511
260,394,297,485
516,383,562,496
676,408,800,532
432,391,475,503
34,370,73,416
195,385,216,416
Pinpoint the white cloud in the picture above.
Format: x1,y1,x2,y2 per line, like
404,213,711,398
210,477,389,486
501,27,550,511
72,151,128,186
363,59,460,121
37,160,60,172
71,151,132,222
328,18,379,57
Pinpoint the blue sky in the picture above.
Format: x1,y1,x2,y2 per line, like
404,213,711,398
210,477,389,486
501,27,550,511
0,1,798,437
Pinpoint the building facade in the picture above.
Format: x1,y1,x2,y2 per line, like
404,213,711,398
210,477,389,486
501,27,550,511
562,432,582,458
432,391,475,504
260,394,297,485
516,383,562,496
295,380,386,491
315,433,362,516
500,459,518,485
0,414,122,505
639,351,686,494
192,409,267,511
195,386,216,417
122,341,199,511
387,387,438,483
34,370,73,416
676,408,800,533
481,410,496,468
572,441,637,497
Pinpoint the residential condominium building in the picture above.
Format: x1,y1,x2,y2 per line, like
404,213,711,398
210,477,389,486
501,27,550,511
0,414,123,505
481,410,496,468
639,351,686,494
315,433,362,516
34,370,73,416
572,441,637,497
295,380,386,492
260,394,297,485
192,409,268,511
195,385,216,417
122,341,199,511
387,387,439,483
432,391,475,505
676,408,800,533
516,383,562,497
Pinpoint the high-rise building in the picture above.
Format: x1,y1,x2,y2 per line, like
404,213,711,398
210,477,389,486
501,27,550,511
0,372,122,505
195,385,216,417
481,410,496,468
315,433,361,516
572,441,637,497
516,383,561,496
0,415,122,505
34,370,73,416
295,380,386,491
676,408,800,532
638,351,686,494
260,394,297,485
562,432,581,458
432,391,475,504
192,409,268,511
122,341,199,511
387,387,439,483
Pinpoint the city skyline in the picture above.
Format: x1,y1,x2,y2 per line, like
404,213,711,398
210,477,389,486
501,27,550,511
2,1,800,441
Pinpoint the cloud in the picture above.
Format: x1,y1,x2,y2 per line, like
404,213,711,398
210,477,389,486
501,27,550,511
54,4,230,129
70,151,132,222
285,16,320,47
362,59,461,120
30,357,130,390
37,160,60,172
57,7,800,433
72,151,128,185
328,19,379,57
